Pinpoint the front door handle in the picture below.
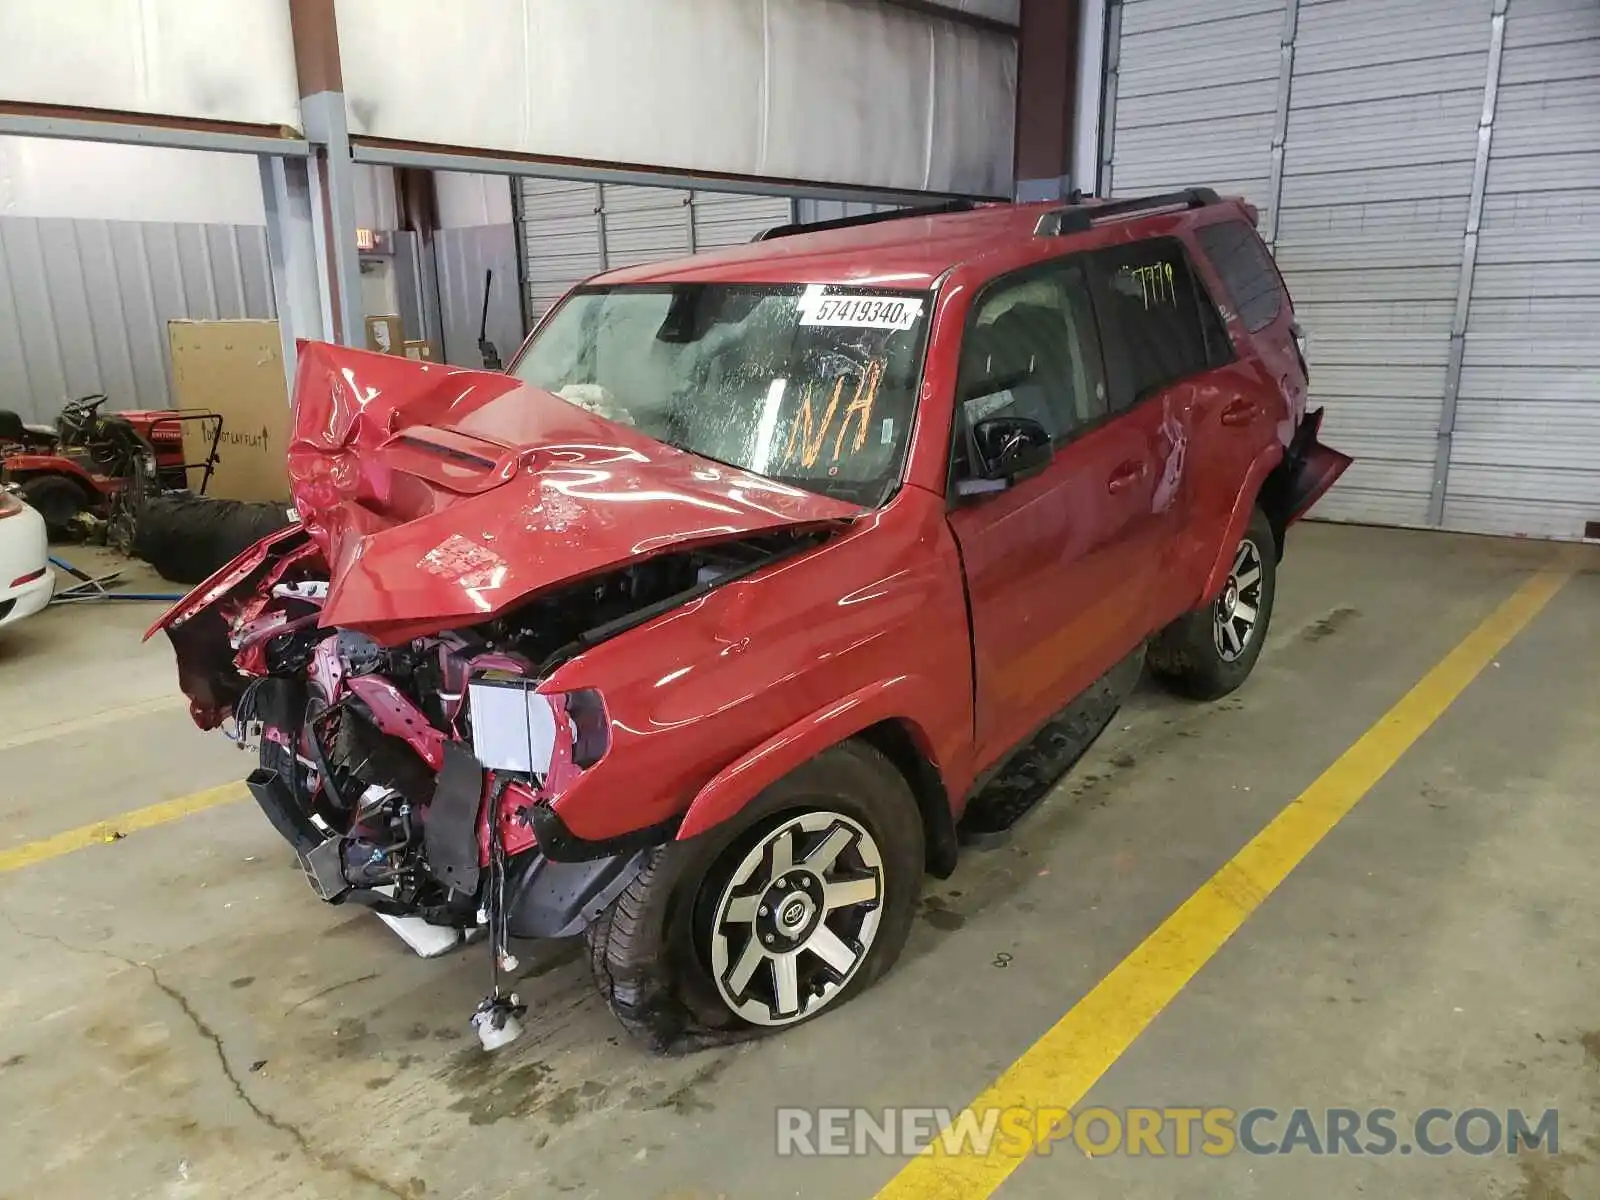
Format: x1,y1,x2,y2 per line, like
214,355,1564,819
1220,398,1261,428
1107,459,1148,494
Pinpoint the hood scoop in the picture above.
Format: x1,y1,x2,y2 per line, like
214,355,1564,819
383,426,528,495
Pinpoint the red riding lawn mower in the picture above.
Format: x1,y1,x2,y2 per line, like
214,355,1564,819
0,394,223,550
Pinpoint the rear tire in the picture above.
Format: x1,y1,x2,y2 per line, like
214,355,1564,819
18,475,89,539
1149,506,1277,701
586,740,924,1053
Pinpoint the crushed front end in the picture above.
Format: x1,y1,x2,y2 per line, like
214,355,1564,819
147,342,859,1048
152,515,830,1048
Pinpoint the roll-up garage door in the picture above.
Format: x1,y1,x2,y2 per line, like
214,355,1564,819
517,181,791,323
1101,0,1283,206
1273,0,1489,527
1441,0,1600,537
689,193,797,251
1101,0,1600,539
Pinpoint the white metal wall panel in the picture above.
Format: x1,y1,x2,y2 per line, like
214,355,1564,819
337,0,1015,196
1103,1,1281,206
0,0,300,129
1444,0,1600,538
518,182,791,323
1270,0,1489,526
923,0,1021,22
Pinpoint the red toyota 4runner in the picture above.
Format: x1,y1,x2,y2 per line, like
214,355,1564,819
150,188,1349,1052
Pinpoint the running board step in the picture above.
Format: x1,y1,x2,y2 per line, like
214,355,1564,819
957,647,1145,847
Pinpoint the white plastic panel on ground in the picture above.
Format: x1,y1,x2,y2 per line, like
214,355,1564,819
518,181,790,323
1443,0,1600,538
336,0,1014,196
1272,0,1489,528
1102,0,1282,206
0,0,299,129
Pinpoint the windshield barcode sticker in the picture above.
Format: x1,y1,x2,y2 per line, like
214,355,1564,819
798,291,923,331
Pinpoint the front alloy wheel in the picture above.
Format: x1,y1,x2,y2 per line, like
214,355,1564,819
708,811,884,1026
1213,536,1265,663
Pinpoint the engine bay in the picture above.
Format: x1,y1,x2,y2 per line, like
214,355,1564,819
193,525,827,920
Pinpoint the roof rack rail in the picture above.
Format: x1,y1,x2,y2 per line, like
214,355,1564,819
754,198,980,242
1034,187,1220,237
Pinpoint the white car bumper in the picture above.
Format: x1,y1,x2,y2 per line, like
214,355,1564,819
0,504,53,629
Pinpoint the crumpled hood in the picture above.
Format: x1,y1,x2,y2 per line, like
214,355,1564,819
286,342,861,640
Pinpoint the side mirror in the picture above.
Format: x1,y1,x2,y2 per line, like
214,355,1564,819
958,416,1052,497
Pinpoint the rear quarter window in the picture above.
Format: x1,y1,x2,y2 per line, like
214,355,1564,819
1085,237,1229,407
1196,219,1288,333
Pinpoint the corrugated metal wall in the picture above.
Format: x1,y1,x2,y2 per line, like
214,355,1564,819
0,216,275,423
516,181,792,323
1102,0,1600,539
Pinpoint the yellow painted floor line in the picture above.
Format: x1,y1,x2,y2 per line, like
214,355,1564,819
0,694,188,753
875,557,1576,1200
0,782,247,875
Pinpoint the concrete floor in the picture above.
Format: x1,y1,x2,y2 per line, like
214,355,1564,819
1,525,1596,1200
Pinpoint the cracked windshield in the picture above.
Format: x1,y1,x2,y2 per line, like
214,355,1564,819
512,282,932,505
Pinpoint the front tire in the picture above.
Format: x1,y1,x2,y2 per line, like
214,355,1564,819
1149,506,1278,700
586,740,924,1053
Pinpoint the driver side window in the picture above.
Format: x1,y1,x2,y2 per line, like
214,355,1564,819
955,259,1109,454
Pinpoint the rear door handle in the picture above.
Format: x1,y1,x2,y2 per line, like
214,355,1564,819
1106,459,1148,494
1220,398,1261,428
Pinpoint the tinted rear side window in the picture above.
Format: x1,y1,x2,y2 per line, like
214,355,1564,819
1086,238,1221,407
1196,219,1286,333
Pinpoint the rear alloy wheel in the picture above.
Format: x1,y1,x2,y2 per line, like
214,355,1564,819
708,811,884,1026
1212,536,1265,663
1149,505,1278,701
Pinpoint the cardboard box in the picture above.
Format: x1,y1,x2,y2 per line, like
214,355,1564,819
168,319,292,503
402,339,436,362
366,314,405,355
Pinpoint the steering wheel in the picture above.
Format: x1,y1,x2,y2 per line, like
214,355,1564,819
62,394,109,418
56,394,109,441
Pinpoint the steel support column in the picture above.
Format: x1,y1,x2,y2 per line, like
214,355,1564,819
300,91,364,348
1097,0,1122,196
1070,0,1108,193
259,155,331,385
289,0,364,349
1428,0,1507,526
1014,0,1081,201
